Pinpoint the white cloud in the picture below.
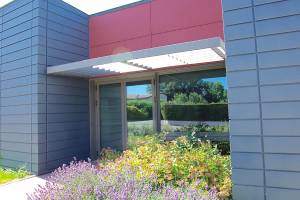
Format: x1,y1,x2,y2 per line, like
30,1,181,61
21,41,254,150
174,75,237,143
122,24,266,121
63,0,142,15
0,0,14,7
0,0,142,14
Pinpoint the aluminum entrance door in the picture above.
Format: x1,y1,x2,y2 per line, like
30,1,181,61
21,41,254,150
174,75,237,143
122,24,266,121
99,83,124,151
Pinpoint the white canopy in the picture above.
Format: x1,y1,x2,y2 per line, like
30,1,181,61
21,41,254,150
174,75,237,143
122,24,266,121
47,37,225,78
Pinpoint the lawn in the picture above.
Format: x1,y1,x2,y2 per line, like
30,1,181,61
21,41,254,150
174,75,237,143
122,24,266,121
0,168,30,184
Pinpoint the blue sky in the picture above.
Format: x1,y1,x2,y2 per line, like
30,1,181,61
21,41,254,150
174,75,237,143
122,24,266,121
127,77,228,95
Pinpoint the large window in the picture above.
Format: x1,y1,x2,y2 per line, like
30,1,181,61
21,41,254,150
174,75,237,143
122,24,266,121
126,80,154,149
159,69,229,154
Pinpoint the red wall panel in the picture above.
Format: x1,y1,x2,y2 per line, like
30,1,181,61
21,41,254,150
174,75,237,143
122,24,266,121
90,4,151,47
151,0,223,34
90,36,152,58
152,22,224,47
89,0,223,58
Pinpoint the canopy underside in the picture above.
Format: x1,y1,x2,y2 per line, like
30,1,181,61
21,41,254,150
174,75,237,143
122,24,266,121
47,37,225,78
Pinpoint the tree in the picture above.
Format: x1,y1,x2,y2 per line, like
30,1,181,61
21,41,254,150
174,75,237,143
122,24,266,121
159,80,227,103
189,92,208,104
171,92,208,104
206,82,228,103
172,93,189,104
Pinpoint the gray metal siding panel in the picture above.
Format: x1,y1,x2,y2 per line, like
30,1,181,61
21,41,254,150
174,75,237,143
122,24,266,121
0,4,2,171
223,7,253,26
266,171,300,189
231,136,262,153
257,31,300,52
266,188,300,200
0,0,89,175
227,70,258,87
256,15,300,36
258,49,300,69
263,119,300,136
44,0,89,172
222,0,252,11
230,119,261,136
229,103,260,120
226,54,257,72
231,152,263,169
232,168,264,186
264,137,300,154
265,154,300,171
233,185,264,200
254,0,300,20
260,84,300,102
228,86,259,103
0,0,38,173
223,0,300,198
259,66,300,85
262,102,300,119
224,22,254,41
46,13,89,66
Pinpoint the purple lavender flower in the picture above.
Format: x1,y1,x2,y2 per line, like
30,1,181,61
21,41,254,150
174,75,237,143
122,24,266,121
27,160,219,200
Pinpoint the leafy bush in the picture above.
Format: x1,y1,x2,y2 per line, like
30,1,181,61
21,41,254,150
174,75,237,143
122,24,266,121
161,103,228,121
189,92,208,104
175,123,230,155
171,93,207,104
212,141,230,156
127,106,149,121
0,168,30,184
28,160,219,200
172,93,189,104
127,100,152,121
101,136,232,199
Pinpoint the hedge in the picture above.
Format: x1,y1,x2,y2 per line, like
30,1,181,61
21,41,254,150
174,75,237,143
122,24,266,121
127,106,150,121
128,100,152,116
161,103,228,121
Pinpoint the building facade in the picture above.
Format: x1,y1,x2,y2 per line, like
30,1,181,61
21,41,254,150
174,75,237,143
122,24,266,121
0,0,299,199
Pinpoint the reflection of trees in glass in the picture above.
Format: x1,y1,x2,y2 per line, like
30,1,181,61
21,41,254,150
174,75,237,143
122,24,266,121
171,92,208,104
157,80,227,103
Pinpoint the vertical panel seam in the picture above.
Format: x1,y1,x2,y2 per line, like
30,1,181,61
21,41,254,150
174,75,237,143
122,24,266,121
0,7,2,159
251,1,266,199
30,0,33,172
45,0,49,172
149,1,152,48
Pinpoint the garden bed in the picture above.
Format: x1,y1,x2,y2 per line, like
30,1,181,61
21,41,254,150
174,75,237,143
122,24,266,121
29,134,231,200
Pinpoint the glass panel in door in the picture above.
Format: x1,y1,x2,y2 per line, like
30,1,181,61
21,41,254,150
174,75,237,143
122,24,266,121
99,83,123,151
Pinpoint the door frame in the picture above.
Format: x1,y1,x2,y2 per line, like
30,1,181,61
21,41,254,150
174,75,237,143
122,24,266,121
90,74,158,157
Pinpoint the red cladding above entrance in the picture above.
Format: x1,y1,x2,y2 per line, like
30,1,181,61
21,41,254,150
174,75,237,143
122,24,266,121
89,0,224,58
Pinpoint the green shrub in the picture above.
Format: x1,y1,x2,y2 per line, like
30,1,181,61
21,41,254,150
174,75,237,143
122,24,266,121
174,124,230,155
161,103,228,121
171,92,207,104
0,168,30,184
172,93,189,104
127,106,148,121
101,135,232,199
127,100,152,121
189,92,208,104
177,123,229,133
212,141,230,155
